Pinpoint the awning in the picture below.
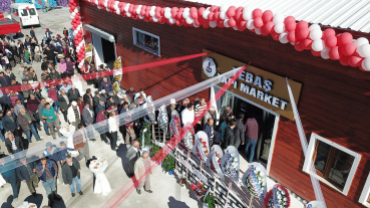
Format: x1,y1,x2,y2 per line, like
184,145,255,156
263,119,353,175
85,24,115,42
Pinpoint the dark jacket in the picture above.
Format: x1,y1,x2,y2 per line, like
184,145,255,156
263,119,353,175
5,137,24,154
6,73,16,82
0,75,11,87
62,158,81,185
50,71,61,80
17,110,36,131
3,93,24,108
43,145,62,163
58,94,69,111
3,114,19,132
30,30,35,37
36,160,57,182
41,61,49,71
100,80,113,93
67,89,80,102
16,160,37,182
203,124,214,147
224,126,236,148
83,94,92,108
66,61,74,75
234,119,245,145
95,103,105,114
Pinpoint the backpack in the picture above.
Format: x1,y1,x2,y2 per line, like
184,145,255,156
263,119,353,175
7,53,12,60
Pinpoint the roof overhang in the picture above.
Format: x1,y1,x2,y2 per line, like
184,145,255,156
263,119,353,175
85,24,115,42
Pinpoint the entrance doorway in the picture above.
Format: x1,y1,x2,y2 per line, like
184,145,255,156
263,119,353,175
91,33,117,69
215,86,279,171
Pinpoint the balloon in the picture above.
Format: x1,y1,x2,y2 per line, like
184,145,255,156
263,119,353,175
297,20,308,29
348,55,363,67
247,20,255,30
322,28,336,40
302,39,313,50
253,17,263,28
228,17,236,27
297,27,310,40
342,43,356,56
359,44,370,57
339,56,349,66
309,28,323,40
321,47,330,59
287,31,296,42
274,23,285,33
311,49,321,56
209,20,217,28
262,10,273,23
208,13,215,21
279,32,289,44
325,36,337,48
190,7,198,19
285,21,296,31
311,40,325,51
226,6,236,18
252,8,262,18
198,7,205,17
237,20,247,31
210,5,218,12
243,8,252,20
309,23,320,31
223,19,230,27
294,41,304,51
202,8,210,19
202,19,210,28
329,46,340,60
355,37,369,48
270,30,280,40
214,12,220,20
261,22,275,35
339,32,353,45
255,28,261,35
273,14,284,24
284,16,295,24
361,58,370,71
217,20,224,28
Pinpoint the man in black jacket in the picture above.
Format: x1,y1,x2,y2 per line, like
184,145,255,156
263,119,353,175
5,132,24,155
62,155,83,197
203,117,215,148
30,27,36,38
233,113,245,149
0,72,11,87
58,89,70,122
41,57,49,71
3,110,21,139
223,119,237,149
16,157,39,196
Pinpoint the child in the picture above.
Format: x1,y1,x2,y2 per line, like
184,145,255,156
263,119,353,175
24,48,30,64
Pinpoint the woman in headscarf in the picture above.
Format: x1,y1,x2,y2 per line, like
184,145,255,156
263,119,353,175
28,67,38,81
34,46,42,62
9,43,19,64
5,49,15,69
45,28,52,43
62,45,70,59
66,57,74,77
59,58,67,78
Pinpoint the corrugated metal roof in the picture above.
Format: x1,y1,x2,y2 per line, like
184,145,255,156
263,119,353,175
185,0,370,33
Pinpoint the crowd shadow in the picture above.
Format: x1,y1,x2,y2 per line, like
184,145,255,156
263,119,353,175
1,195,14,208
167,196,190,208
116,144,130,177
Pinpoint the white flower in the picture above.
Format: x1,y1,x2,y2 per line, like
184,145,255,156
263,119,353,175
277,195,282,199
284,197,287,201
281,190,285,195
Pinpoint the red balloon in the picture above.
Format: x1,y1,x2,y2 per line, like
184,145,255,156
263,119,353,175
226,6,236,18
270,30,280,40
252,8,262,18
208,13,215,21
202,19,210,28
348,55,363,67
325,36,337,48
190,7,198,19
140,6,146,16
235,7,243,22
176,8,184,20
297,27,310,40
217,20,224,28
302,39,313,50
261,22,275,36
284,16,295,24
194,18,201,26
339,32,353,46
294,41,304,51
342,43,357,56
285,21,296,31
321,29,335,41
329,46,340,60
287,31,296,42
228,17,236,27
210,5,218,12
197,7,205,16
253,17,263,28
262,10,273,23
297,21,308,29
311,49,321,56
214,12,220,20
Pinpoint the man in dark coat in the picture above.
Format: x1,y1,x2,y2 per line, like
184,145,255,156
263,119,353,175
223,119,237,149
0,72,10,87
62,155,83,197
3,110,21,139
233,113,245,149
58,89,70,122
67,85,81,103
5,132,24,155
16,157,39,196
83,89,94,110
125,141,141,177
95,98,105,114
41,57,49,71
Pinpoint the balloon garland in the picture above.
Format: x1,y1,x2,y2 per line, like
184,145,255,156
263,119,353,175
74,0,370,72
68,0,86,70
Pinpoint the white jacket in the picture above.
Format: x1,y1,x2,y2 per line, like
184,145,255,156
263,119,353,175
108,116,118,133
67,106,80,123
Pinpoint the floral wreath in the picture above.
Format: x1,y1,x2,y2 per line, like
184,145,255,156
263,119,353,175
264,184,291,208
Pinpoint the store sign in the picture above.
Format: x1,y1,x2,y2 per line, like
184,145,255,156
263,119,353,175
201,49,302,120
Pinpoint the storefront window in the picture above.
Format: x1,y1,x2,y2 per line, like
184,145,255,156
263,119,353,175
132,27,160,56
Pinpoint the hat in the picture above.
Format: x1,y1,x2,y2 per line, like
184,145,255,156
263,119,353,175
94,90,99,95
71,84,76,88
100,89,106,94
72,101,77,106
108,91,114,96
170,98,176,104
46,142,53,147
99,98,105,102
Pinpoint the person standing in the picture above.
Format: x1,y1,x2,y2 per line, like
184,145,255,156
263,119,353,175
17,108,41,143
72,124,90,162
66,57,74,77
5,132,24,155
3,110,21,139
67,101,81,129
244,116,259,163
58,89,70,122
0,72,10,87
68,85,80,103
126,141,141,178
36,157,61,207
203,118,215,147
62,155,83,197
233,113,245,149
83,89,94,110
13,99,25,117
108,112,118,151
95,110,109,145
95,98,105,114
134,151,153,194
100,77,113,93
223,119,237,149
0,154,20,203
24,48,31,64
16,157,39,196
82,103,95,141
181,103,194,127
63,28,69,39
38,98,50,136
27,94,41,131
42,103,61,140
30,27,36,38
48,85,59,114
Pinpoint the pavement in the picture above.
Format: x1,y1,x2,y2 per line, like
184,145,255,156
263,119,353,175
0,6,306,208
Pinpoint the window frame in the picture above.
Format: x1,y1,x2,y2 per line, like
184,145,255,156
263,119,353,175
132,27,160,56
20,9,28,17
359,172,370,207
303,133,361,195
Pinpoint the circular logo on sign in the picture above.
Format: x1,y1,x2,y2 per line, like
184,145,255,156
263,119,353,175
203,57,217,77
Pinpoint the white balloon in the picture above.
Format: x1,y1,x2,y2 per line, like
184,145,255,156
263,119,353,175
183,7,190,19
149,6,156,16
290,42,295,45
209,20,217,28
164,11,171,19
312,40,325,51
139,14,144,19
274,23,285,33
220,12,227,20
243,9,252,20
359,44,370,57
193,23,200,28
273,14,284,24
136,5,142,15
233,26,238,30
152,16,159,22
320,47,330,59
310,28,323,40
203,8,210,19
223,19,230,28
309,23,320,31
126,12,131,17
247,20,255,30
114,1,120,15
361,58,370,71
255,28,261,35
164,7,171,14
124,3,130,12
355,37,369,50
220,4,228,12
186,17,194,25
279,32,289,44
